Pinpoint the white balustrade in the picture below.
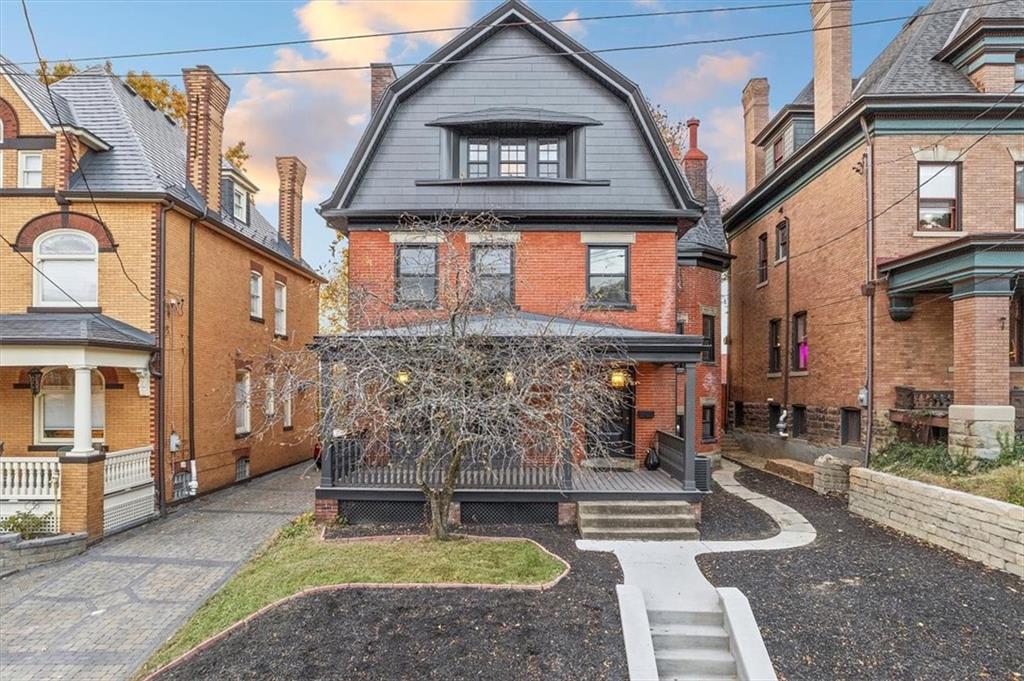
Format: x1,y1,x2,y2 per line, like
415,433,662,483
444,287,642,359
103,446,156,535
0,457,60,500
104,447,154,495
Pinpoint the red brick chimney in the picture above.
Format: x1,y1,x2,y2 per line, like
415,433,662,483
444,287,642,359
682,118,708,204
811,1,852,131
370,63,397,114
276,156,307,261
182,66,230,212
742,78,770,191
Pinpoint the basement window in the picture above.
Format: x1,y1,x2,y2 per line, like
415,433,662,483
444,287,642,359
235,456,251,481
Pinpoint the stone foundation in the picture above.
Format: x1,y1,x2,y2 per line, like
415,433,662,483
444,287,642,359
948,405,1015,460
0,531,88,577
813,454,860,495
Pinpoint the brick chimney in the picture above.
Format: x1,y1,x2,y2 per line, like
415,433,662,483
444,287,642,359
682,118,708,204
182,66,230,212
276,156,307,261
811,0,852,131
742,78,770,191
370,63,397,114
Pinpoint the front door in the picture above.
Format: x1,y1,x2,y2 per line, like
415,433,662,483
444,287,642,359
588,373,635,458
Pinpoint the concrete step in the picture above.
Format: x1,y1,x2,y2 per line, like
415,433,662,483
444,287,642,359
651,623,731,650
578,526,700,541
647,608,724,627
578,512,696,529
658,672,737,681
577,500,693,516
764,458,815,487
656,648,737,678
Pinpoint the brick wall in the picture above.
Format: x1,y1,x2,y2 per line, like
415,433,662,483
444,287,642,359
676,264,724,453
849,468,1023,578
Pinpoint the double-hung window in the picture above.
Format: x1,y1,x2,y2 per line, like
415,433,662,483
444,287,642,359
701,405,716,442
467,140,489,179
396,245,437,306
235,370,251,435
757,233,768,284
768,319,781,373
18,151,42,188
232,187,248,222
250,271,263,319
499,141,527,177
282,377,294,429
701,315,716,363
264,375,276,416
918,162,959,231
274,282,287,336
586,245,629,305
775,221,789,261
1011,295,1024,367
1015,163,1023,230
538,140,559,178
792,312,808,371
472,245,514,306
773,139,784,166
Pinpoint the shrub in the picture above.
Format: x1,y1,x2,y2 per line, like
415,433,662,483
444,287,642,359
873,441,969,476
0,511,54,539
278,512,315,540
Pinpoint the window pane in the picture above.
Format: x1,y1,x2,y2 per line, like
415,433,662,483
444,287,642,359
499,142,526,177
398,247,436,275
919,164,956,199
589,247,626,275
39,233,95,255
468,142,488,162
398,276,435,302
918,200,954,230
474,247,511,275
40,259,97,303
588,276,627,302
24,154,41,171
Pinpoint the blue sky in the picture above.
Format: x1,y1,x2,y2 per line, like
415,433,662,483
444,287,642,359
1,0,916,271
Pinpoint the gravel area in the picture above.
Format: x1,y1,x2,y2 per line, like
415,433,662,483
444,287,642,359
697,480,780,541
698,468,1024,681
153,526,626,681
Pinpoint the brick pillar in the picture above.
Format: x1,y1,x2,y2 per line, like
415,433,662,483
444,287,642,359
59,452,106,543
949,289,1015,460
557,502,577,526
182,66,231,213
370,63,396,114
314,498,338,523
742,78,769,191
275,156,307,261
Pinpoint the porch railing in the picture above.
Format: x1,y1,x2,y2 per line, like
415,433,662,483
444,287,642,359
656,431,711,492
0,457,61,533
894,386,954,411
103,446,156,535
104,446,154,495
324,438,572,491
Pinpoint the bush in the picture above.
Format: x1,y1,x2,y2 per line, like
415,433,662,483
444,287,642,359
873,441,969,476
0,511,54,539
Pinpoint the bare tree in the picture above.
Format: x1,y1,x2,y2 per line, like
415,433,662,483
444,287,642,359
246,213,632,539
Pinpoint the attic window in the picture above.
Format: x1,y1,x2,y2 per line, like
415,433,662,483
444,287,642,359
233,186,248,222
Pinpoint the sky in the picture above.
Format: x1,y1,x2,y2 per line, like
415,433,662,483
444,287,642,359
0,0,916,272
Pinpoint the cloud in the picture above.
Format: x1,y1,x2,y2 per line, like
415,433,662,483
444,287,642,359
699,105,746,201
559,10,586,39
660,52,759,103
223,1,473,210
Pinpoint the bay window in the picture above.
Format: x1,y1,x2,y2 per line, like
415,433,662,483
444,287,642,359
35,231,98,307
918,162,959,231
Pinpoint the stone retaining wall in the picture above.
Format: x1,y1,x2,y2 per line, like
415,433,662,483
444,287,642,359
848,468,1023,578
0,531,87,577
813,455,861,495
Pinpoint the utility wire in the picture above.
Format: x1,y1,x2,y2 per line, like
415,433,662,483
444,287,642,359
2,0,1012,80
20,0,151,303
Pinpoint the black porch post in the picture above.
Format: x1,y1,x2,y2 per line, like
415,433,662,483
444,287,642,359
684,362,697,491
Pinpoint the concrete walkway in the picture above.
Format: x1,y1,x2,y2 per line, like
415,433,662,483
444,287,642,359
0,463,317,681
578,459,816,615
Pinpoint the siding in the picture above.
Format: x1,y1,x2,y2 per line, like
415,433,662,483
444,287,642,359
347,26,676,213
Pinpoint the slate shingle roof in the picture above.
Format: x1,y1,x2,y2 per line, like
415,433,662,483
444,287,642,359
0,313,155,349
678,186,728,255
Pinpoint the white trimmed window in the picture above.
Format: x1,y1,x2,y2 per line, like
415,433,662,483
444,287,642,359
250,271,263,319
235,370,251,435
233,186,248,222
35,368,104,443
918,162,959,231
18,151,42,188
274,282,287,336
282,378,293,429
34,230,99,307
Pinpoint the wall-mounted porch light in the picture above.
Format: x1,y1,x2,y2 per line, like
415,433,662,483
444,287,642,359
28,367,44,396
395,369,412,385
609,369,629,389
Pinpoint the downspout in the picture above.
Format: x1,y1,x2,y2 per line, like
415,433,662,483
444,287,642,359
155,202,169,517
860,116,875,464
188,217,197,476
783,224,791,424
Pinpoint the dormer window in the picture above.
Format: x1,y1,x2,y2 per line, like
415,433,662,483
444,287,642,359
538,140,559,178
233,186,248,222
467,140,489,178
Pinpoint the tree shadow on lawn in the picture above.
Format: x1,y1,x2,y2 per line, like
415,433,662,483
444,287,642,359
697,468,1024,681
152,526,626,681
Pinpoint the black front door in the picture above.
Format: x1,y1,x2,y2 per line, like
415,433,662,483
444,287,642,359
588,376,635,458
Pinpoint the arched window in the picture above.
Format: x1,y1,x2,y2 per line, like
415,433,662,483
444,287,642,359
35,368,105,443
34,230,98,307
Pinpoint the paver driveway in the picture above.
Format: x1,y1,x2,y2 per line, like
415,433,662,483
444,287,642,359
0,462,317,681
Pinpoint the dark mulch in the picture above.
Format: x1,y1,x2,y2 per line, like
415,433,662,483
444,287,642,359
154,525,626,681
697,480,780,541
697,468,1024,681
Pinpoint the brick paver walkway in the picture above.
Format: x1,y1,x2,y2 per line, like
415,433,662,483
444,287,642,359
0,463,317,681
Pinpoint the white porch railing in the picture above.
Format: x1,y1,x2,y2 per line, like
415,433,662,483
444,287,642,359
103,446,157,535
0,457,61,533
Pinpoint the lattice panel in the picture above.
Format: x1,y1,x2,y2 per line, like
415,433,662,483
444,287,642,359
0,500,59,533
103,485,156,535
339,500,426,525
460,501,558,525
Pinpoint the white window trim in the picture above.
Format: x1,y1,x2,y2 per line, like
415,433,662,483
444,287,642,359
33,367,105,445
274,282,287,336
235,371,251,435
18,150,43,189
233,186,248,222
33,229,99,307
250,271,263,319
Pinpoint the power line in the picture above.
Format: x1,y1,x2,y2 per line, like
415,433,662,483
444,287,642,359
2,0,1012,80
19,0,151,304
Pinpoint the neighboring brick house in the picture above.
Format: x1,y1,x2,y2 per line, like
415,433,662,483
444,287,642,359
315,0,727,519
0,57,321,541
724,0,1024,463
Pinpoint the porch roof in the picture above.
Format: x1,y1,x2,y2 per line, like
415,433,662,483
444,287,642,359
877,233,1024,298
313,312,705,364
0,313,155,350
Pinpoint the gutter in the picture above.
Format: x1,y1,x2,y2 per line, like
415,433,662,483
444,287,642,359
860,117,876,464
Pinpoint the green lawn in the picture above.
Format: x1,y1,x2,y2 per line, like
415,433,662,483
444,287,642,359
138,514,565,677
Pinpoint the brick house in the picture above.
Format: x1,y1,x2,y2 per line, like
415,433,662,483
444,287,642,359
724,0,1024,463
314,0,728,523
0,58,322,541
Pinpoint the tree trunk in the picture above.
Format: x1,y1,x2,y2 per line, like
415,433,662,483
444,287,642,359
427,490,451,540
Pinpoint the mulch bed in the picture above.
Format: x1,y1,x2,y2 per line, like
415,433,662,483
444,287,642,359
697,468,1024,681
153,525,626,681
697,479,780,541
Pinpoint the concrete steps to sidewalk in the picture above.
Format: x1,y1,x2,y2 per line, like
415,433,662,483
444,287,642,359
577,501,698,541
648,607,738,681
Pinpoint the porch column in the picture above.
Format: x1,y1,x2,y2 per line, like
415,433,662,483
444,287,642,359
684,364,696,490
948,278,1015,460
70,365,96,455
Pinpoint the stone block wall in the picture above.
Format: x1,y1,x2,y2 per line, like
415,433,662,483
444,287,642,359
849,468,1023,578
0,531,87,578
812,454,860,495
